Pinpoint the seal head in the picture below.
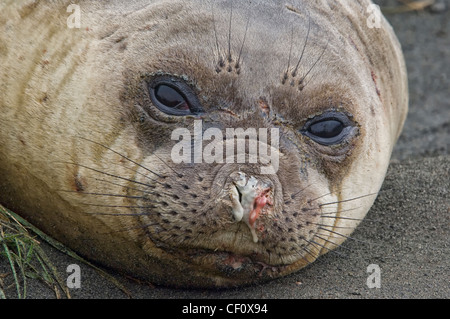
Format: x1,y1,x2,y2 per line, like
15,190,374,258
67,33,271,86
0,0,408,287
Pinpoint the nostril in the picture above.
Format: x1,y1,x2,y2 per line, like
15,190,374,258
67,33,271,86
236,185,243,203
229,185,244,222
228,172,274,244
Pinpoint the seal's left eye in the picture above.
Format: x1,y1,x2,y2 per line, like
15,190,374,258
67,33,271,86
148,77,203,116
301,111,356,146
308,120,344,139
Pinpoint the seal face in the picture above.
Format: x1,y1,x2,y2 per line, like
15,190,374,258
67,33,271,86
0,0,408,287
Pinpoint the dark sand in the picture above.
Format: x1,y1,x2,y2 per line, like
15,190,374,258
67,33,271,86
1,1,448,299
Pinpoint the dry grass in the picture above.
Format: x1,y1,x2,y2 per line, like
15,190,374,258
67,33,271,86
381,0,436,14
0,204,131,298
0,204,70,298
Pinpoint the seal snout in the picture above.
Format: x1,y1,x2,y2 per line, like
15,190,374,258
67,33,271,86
228,172,273,243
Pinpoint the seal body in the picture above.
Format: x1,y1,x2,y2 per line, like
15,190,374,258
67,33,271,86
0,0,407,287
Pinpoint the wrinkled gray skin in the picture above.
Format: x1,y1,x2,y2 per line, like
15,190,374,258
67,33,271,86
0,0,407,287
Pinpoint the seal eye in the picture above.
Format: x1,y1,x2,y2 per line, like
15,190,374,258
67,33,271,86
154,85,189,111
148,77,203,116
308,120,344,138
301,111,356,146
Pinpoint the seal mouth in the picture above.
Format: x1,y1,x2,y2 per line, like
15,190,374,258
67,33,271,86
167,245,295,281
137,165,324,283
134,159,327,285
196,249,287,278
147,227,318,284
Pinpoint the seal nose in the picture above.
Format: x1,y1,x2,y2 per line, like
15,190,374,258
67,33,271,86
228,172,273,243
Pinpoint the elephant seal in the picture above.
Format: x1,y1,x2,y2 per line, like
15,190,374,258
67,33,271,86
0,0,408,287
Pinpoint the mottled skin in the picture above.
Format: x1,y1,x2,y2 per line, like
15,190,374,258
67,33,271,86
0,0,407,287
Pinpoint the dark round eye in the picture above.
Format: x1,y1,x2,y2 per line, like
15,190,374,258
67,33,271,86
308,120,344,138
148,77,203,116
154,84,189,111
301,111,356,146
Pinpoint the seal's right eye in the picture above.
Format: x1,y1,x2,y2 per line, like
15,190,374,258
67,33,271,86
148,77,203,116
154,85,189,111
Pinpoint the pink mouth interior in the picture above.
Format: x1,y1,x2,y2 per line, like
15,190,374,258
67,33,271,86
249,188,272,228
